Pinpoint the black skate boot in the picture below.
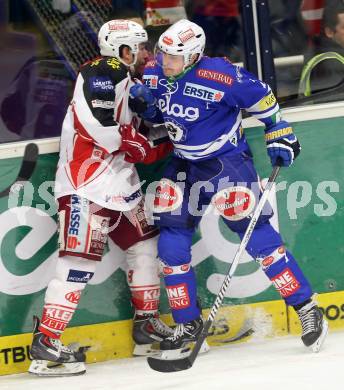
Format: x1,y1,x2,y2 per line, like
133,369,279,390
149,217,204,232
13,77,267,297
132,313,174,356
159,317,209,359
29,316,86,376
296,300,328,352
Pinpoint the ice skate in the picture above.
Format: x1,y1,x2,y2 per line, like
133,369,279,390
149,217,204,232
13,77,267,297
132,313,174,356
28,316,86,377
158,317,209,360
296,300,328,353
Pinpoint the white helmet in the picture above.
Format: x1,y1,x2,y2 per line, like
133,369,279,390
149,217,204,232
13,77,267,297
157,19,206,67
98,19,148,65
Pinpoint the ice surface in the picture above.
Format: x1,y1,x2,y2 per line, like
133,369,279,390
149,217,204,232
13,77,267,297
1,330,343,390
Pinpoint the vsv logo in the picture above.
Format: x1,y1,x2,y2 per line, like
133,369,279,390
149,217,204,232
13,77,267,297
158,79,179,95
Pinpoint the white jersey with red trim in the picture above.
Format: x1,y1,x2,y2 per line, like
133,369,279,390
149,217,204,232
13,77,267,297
55,56,143,211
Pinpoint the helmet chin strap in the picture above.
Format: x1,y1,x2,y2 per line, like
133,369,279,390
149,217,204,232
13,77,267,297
182,53,200,71
117,52,138,67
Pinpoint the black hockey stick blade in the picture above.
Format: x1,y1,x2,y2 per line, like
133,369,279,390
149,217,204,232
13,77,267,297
147,323,211,372
0,142,39,198
147,355,193,372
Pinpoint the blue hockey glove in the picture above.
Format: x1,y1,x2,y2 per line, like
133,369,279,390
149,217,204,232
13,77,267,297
265,120,301,167
129,83,157,119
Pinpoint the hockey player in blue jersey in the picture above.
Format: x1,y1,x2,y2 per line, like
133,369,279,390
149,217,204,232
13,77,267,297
129,19,328,357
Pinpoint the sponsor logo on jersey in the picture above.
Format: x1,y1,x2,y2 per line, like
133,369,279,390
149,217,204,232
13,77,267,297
154,179,183,213
158,95,199,121
89,77,114,92
67,195,81,250
271,268,300,298
105,189,142,204
166,283,190,309
91,99,115,109
183,82,224,102
159,79,179,95
178,28,195,43
258,91,276,111
123,189,142,203
131,287,160,311
163,267,174,275
106,58,121,70
42,304,74,332
162,264,190,275
162,35,173,45
196,69,233,86
143,289,160,301
65,290,82,304
67,270,94,283
260,246,286,270
262,256,275,269
180,264,190,272
143,74,158,89
212,186,256,221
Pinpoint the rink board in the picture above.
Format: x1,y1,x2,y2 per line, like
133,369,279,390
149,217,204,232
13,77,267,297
2,290,343,375
0,299,287,376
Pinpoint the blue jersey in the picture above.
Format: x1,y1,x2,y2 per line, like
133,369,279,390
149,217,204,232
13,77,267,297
143,57,280,161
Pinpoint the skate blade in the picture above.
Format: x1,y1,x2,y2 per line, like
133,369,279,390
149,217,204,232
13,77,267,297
157,339,210,360
311,319,329,353
28,359,86,377
133,343,161,357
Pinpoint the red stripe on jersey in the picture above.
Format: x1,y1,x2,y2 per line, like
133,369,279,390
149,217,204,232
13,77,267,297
69,106,113,188
72,105,95,143
69,135,102,188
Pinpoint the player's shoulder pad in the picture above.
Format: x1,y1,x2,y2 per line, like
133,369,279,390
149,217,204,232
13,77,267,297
195,57,237,87
80,56,128,84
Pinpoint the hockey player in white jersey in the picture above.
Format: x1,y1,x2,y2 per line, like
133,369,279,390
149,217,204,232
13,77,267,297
28,19,173,377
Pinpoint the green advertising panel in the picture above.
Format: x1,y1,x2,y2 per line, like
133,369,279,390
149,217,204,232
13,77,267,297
0,116,343,337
